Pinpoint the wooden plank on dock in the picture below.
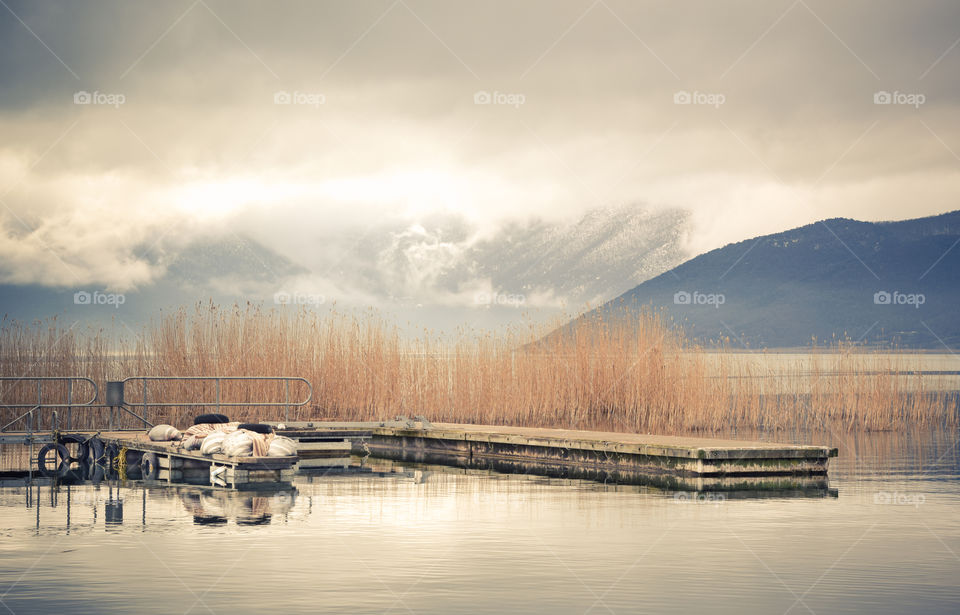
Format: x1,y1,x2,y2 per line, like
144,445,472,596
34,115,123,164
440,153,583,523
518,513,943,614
298,441,352,452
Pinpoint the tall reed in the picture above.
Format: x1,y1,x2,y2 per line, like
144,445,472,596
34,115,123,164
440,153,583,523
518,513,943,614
0,304,956,433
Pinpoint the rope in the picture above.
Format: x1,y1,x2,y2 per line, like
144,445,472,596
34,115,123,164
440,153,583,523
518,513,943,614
113,445,128,480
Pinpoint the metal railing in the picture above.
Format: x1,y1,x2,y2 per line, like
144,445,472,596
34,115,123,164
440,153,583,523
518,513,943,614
0,375,313,433
115,376,313,427
0,377,99,433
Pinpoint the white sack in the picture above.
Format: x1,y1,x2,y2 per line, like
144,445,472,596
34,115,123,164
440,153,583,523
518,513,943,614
148,424,181,442
200,431,227,456
268,436,297,457
181,435,201,450
221,430,254,457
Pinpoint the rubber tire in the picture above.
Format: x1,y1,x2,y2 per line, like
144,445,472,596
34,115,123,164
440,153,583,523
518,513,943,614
193,516,228,525
236,516,272,526
125,451,143,478
58,434,90,464
237,423,273,434
194,413,230,425
140,452,159,480
37,443,71,477
80,437,105,481
103,443,119,479
88,460,105,483
87,437,106,467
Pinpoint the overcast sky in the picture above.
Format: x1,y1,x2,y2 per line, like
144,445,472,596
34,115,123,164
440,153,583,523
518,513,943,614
1,0,959,294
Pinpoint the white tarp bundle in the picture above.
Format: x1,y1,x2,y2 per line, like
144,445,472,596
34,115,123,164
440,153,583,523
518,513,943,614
184,422,240,438
200,431,227,455
221,430,255,458
268,436,297,457
181,422,291,458
148,424,182,442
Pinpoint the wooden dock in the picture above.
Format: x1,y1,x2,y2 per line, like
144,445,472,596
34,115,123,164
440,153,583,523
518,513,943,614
271,421,838,489
3,421,838,492
270,426,354,469
98,433,297,489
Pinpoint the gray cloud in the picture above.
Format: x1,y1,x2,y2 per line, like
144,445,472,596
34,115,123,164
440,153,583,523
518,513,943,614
1,0,959,298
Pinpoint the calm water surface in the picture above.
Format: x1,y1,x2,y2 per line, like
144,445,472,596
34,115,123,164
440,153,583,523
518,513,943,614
1,431,958,614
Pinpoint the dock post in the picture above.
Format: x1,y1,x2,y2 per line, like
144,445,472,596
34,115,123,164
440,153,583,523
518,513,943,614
27,409,33,482
106,381,124,431
36,380,42,430
66,379,73,430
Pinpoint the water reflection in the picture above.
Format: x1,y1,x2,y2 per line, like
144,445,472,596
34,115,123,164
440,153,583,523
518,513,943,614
179,488,296,525
0,480,299,533
356,456,839,498
0,434,958,615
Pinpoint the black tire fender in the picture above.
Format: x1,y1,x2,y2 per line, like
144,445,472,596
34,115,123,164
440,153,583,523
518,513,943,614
194,413,230,425
58,434,90,464
88,460,105,483
140,452,159,480
237,423,273,434
37,443,71,477
87,436,106,467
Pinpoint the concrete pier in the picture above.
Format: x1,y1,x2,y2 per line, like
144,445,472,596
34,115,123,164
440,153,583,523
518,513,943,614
269,421,838,490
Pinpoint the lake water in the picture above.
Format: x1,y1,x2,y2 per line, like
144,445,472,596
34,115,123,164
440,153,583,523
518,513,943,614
692,352,960,393
1,430,958,614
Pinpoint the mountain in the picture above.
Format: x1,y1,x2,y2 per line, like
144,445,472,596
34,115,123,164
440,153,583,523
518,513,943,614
587,211,960,349
460,205,687,307
0,236,308,333
0,205,690,333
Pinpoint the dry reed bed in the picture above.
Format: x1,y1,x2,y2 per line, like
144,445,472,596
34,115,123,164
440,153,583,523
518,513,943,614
0,305,956,433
